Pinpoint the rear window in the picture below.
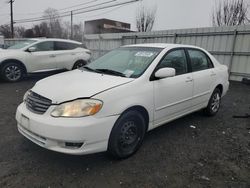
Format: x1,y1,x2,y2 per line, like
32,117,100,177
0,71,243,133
54,42,81,51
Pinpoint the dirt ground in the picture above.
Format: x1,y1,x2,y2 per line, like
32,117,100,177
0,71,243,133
0,73,249,188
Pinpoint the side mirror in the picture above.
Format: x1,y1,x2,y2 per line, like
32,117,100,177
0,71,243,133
155,68,176,79
27,47,36,52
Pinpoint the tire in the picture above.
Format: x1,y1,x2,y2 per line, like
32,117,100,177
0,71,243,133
108,110,147,159
72,60,87,69
1,62,24,82
204,88,222,116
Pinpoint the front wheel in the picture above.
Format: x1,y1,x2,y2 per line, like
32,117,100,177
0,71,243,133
204,88,221,116
108,111,147,159
1,62,24,82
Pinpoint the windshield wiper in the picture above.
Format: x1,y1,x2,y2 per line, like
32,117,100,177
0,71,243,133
96,69,126,77
82,66,101,73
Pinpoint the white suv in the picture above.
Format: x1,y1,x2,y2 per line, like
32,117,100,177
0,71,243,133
0,38,91,82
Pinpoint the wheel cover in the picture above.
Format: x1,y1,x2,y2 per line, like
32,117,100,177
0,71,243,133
5,65,21,81
118,121,139,151
211,93,220,112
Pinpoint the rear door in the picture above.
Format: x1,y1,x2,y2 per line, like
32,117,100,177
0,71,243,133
54,42,79,70
153,49,193,126
187,49,216,107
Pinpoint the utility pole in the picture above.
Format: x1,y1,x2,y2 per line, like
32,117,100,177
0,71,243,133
9,0,14,38
71,11,73,39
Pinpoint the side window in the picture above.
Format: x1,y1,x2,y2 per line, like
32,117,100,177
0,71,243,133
188,50,213,72
55,42,69,51
81,43,87,49
33,41,54,52
55,42,78,50
158,49,188,76
67,43,80,50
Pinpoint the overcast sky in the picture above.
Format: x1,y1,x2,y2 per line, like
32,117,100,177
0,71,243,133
0,0,249,31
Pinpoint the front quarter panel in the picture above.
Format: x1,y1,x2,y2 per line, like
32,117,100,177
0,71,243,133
93,79,154,128
0,51,27,67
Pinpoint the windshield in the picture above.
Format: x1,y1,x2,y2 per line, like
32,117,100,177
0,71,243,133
8,40,37,49
86,47,162,78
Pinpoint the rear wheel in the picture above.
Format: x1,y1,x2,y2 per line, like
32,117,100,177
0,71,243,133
108,111,146,159
1,62,24,82
73,60,87,69
204,88,221,116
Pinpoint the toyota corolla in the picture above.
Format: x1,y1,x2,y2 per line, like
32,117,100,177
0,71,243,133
16,43,229,159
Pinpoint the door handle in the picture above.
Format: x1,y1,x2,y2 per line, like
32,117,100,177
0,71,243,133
49,55,56,58
186,77,193,83
71,53,76,55
210,72,216,76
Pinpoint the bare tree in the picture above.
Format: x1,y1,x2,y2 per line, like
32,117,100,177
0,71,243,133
39,22,51,37
60,21,84,41
0,25,12,38
136,5,157,32
24,29,35,38
15,26,26,38
62,21,71,39
0,25,25,38
43,8,63,38
212,0,250,26
73,22,84,41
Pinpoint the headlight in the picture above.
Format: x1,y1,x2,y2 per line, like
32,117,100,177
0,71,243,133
51,99,103,118
23,90,31,102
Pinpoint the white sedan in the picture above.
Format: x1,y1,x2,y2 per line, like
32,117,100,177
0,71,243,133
16,43,229,159
0,38,91,82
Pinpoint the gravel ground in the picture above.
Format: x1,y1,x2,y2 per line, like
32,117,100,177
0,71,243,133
0,73,249,188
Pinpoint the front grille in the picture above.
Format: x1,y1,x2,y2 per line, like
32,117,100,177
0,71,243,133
26,91,52,114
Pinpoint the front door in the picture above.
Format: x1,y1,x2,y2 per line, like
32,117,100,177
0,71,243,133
153,49,193,127
26,41,58,72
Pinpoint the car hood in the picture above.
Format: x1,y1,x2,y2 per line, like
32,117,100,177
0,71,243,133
0,49,21,53
0,49,23,58
32,69,134,103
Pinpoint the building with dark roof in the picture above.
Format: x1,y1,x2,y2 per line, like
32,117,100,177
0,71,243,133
84,19,132,34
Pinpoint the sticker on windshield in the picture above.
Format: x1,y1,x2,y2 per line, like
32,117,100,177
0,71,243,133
135,51,155,57
123,70,134,77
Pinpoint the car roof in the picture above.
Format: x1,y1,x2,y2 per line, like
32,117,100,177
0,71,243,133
124,43,203,50
28,38,82,44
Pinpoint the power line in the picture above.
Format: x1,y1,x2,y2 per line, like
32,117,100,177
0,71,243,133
77,4,126,20
15,0,139,24
10,0,99,16
14,0,117,23
62,0,116,13
0,0,100,19
59,0,98,11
